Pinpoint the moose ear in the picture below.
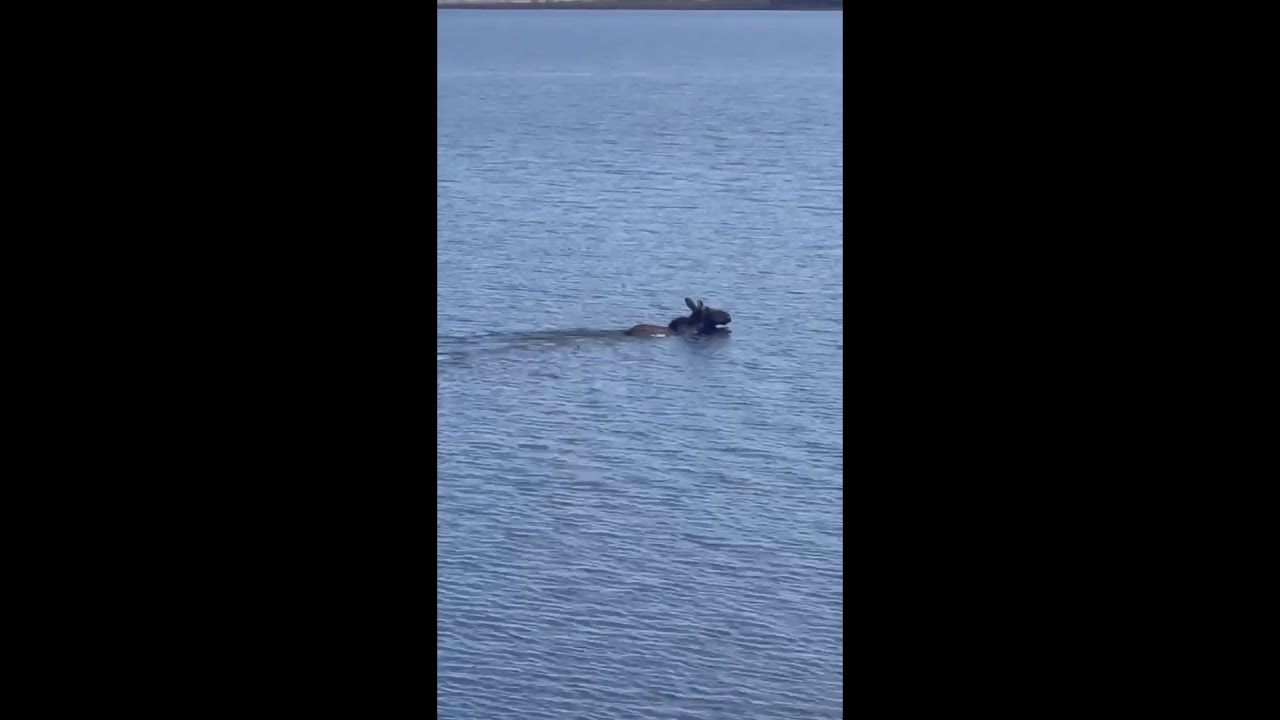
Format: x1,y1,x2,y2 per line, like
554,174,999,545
685,297,699,312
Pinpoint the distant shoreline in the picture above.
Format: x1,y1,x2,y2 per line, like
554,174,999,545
438,1,841,9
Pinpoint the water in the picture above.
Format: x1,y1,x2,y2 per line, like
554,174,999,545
438,10,842,719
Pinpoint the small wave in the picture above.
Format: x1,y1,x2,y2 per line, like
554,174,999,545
438,328,627,364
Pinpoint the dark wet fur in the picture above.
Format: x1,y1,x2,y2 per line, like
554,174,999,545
626,297,731,337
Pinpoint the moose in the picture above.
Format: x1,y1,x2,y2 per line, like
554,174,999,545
625,298,732,337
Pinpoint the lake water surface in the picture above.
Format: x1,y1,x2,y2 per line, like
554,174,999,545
438,10,843,719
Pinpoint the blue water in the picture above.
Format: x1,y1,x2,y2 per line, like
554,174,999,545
438,10,842,719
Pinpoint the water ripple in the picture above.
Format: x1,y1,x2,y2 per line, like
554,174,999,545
440,10,842,720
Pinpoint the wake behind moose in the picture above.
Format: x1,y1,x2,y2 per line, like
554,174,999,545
626,298,732,337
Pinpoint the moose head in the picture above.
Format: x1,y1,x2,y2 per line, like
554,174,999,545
668,297,731,335
626,298,733,337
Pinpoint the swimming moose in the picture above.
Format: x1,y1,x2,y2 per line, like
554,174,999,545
625,298,732,337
